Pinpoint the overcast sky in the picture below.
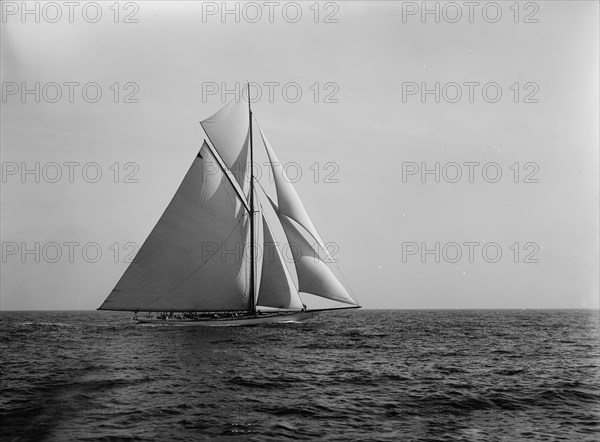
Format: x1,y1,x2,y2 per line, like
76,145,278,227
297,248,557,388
1,1,598,310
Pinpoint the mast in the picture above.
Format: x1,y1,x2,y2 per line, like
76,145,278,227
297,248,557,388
248,83,256,314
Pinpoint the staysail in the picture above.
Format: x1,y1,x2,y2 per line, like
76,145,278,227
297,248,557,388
256,211,303,310
100,98,357,312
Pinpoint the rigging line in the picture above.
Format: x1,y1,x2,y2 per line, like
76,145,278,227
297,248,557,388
199,125,251,213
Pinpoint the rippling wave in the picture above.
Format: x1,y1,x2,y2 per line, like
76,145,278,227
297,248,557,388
1,310,598,441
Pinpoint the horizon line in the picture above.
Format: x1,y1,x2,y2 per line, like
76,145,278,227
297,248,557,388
1,307,599,312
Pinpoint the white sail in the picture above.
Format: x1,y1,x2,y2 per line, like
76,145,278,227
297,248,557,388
256,212,303,310
99,142,250,311
259,128,335,263
276,211,356,306
101,97,358,316
200,99,250,195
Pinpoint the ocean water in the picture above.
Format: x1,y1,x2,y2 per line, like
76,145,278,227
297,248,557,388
1,310,598,441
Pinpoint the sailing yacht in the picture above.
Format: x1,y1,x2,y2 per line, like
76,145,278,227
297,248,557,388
99,90,360,325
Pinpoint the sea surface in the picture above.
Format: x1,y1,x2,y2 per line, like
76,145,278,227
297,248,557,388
1,310,598,441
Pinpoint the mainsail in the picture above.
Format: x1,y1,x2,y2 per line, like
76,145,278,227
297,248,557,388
100,97,358,312
100,142,250,311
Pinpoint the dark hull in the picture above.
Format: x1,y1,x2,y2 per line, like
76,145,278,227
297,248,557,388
134,311,318,326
